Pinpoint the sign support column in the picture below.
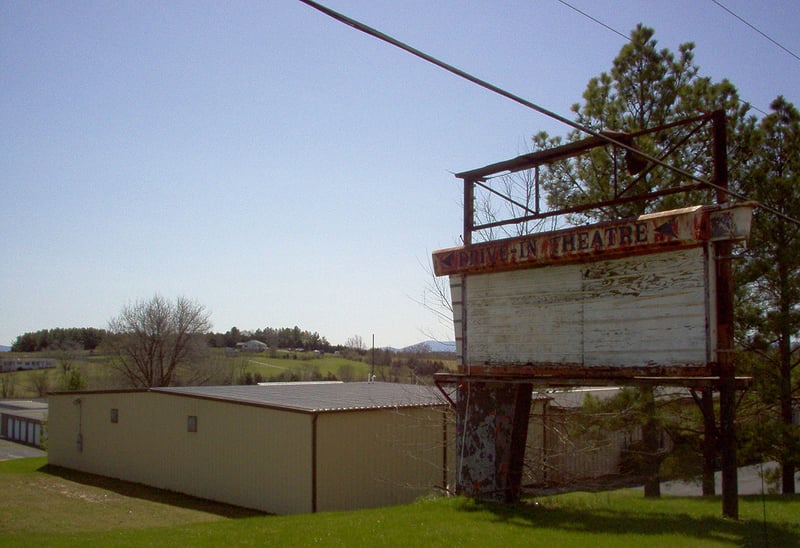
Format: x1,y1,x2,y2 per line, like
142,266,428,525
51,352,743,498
713,109,738,520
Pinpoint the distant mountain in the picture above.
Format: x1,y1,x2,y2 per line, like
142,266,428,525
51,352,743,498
0,345,10,352
399,340,456,354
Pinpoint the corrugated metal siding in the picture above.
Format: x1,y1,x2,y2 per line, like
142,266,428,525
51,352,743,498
459,246,710,368
48,392,314,515
48,387,453,515
316,407,452,512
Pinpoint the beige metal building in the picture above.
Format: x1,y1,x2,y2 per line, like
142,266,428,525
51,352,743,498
48,382,452,515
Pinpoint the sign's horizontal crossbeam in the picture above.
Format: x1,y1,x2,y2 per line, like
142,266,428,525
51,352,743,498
472,183,706,233
433,203,755,276
434,372,753,389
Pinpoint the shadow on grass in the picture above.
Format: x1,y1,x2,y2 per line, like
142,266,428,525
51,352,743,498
457,496,800,547
39,464,265,519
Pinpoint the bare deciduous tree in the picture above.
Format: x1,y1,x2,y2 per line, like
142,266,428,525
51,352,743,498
107,295,212,388
29,369,50,397
1,372,16,398
345,334,366,353
408,257,454,347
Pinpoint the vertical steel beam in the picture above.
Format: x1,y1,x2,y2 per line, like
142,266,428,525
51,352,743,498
713,109,739,519
461,178,475,372
700,387,717,496
463,178,475,246
641,385,661,498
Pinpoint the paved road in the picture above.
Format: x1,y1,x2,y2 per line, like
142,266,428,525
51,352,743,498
0,438,46,461
653,462,800,496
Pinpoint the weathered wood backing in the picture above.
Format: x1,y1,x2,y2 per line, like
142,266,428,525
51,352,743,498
455,246,712,371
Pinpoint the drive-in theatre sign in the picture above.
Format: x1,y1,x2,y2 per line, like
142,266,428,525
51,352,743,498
432,112,753,519
433,203,754,377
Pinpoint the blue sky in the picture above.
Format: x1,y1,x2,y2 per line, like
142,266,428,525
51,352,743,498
2,1,798,348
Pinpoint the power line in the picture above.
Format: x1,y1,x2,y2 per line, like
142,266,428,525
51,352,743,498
556,0,629,41
297,0,800,227
711,0,800,64
557,0,770,117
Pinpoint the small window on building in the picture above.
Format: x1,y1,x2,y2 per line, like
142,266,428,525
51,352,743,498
187,415,198,433
110,408,119,423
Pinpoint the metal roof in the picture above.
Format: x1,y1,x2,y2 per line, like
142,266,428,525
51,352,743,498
0,399,48,411
152,382,446,413
0,399,48,421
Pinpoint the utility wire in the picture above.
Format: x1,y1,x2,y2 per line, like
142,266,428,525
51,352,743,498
298,0,800,227
556,0,629,41
558,0,770,117
711,0,800,64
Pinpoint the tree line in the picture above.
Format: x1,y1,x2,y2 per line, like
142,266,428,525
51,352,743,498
206,326,332,352
11,325,335,354
11,327,107,352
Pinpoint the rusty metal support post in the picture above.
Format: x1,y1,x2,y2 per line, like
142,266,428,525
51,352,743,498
701,387,717,496
463,178,475,247
455,381,533,502
713,109,738,519
641,385,661,498
459,179,476,372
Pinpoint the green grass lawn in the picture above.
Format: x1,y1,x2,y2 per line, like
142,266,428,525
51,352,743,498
241,353,373,380
2,351,376,397
1,457,798,547
2,352,121,397
3,346,457,397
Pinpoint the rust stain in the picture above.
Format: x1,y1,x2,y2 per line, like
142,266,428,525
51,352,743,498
433,204,754,277
456,382,532,502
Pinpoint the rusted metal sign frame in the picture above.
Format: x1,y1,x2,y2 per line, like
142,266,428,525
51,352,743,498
458,112,714,239
444,111,743,383
435,110,746,518
434,203,753,277
434,375,752,402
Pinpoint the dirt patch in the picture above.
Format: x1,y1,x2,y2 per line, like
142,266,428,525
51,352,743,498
33,475,126,503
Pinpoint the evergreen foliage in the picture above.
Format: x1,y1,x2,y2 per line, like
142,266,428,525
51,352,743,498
508,25,800,495
206,325,331,351
734,96,800,494
11,327,107,352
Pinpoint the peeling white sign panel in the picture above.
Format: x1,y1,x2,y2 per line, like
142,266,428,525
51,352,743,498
434,204,754,376
453,246,710,369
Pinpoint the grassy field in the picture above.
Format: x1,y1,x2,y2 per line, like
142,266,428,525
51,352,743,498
1,457,798,547
1,351,388,398
241,353,373,380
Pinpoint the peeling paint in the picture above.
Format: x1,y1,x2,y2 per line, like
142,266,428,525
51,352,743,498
456,382,532,502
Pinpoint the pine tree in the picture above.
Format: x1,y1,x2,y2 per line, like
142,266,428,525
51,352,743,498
735,96,800,494
543,24,746,221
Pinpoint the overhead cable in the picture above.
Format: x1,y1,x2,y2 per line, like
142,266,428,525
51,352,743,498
711,0,800,64
556,0,630,41
298,0,800,227
558,0,770,117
